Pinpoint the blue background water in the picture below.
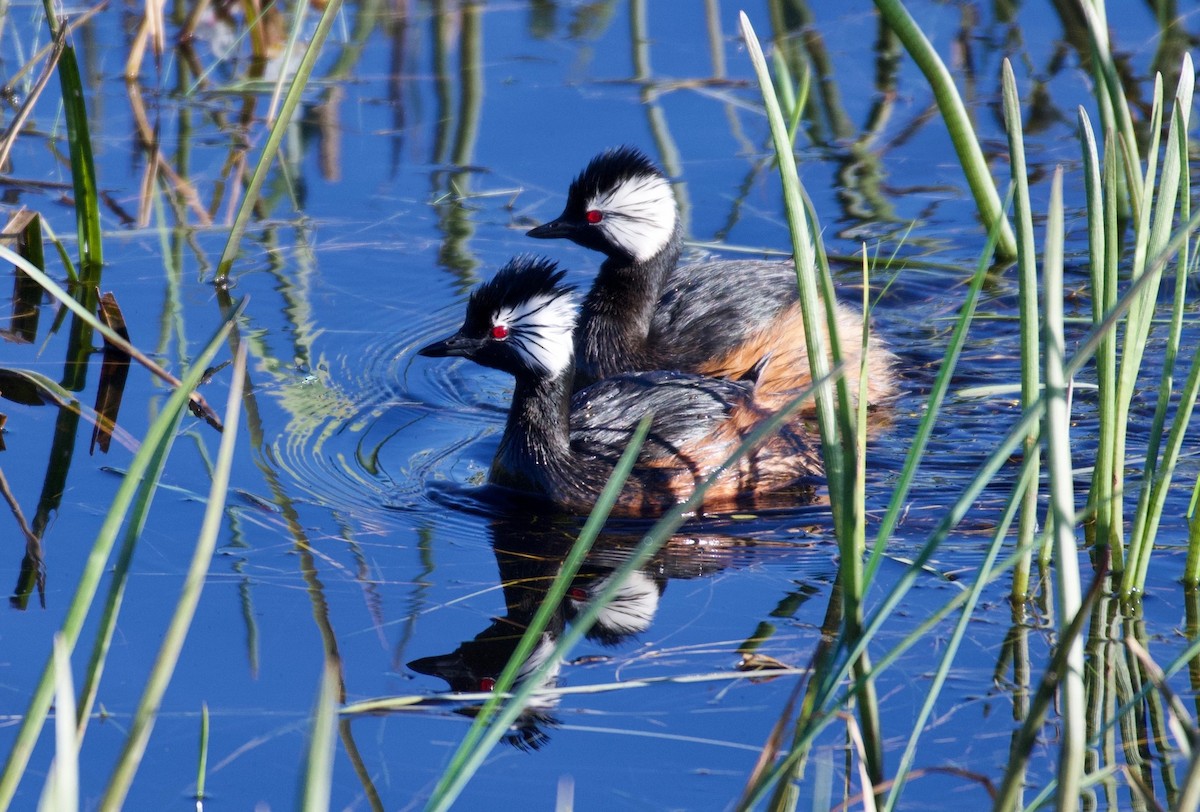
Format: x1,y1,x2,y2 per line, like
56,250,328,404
0,1,1196,808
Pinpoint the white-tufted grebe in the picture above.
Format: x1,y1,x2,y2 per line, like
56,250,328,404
526,147,896,410
418,256,821,517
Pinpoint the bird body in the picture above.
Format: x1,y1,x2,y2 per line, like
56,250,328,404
419,257,820,516
527,147,896,407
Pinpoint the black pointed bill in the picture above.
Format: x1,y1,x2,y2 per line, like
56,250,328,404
526,217,577,240
418,332,483,359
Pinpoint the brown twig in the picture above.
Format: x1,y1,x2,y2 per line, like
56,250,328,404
0,29,66,172
0,467,38,549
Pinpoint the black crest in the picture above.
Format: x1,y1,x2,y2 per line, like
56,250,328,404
566,146,664,208
465,256,572,327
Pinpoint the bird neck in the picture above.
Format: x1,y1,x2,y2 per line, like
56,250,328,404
493,364,574,490
575,222,682,386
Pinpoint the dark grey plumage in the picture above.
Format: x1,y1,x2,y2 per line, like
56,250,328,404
528,148,897,406
419,256,821,516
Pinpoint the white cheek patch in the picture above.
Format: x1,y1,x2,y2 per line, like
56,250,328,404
572,570,659,637
586,172,676,262
494,291,577,378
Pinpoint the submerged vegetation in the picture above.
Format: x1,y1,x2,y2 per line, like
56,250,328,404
2,0,1200,809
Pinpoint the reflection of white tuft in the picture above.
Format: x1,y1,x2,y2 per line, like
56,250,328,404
575,570,660,637
586,172,676,262
494,290,577,378
516,634,563,712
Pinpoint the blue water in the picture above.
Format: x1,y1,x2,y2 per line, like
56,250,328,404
0,1,1196,808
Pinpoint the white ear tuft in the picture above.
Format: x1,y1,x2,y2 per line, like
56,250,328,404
494,290,577,378
586,173,676,262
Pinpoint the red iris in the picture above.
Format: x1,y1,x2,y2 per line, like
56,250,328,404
585,210,603,224
491,324,509,339
480,677,496,691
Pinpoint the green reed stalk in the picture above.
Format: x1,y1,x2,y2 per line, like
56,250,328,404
39,635,78,812
741,11,883,791
739,13,850,530
423,371,834,812
54,39,104,394
74,399,195,744
0,307,241,807
1001,59,1041,601
1107,75,1165,577
883,440,1040,811
1122,60,1196,596
215,0,345,282
747,203,1172,808
300,660,340,812
196,703,210,802
1080,109,1120,565
423,415,653,812
744,404,1042,808
98,346,246,810
871,0,1016,259
744,210,1008,808
1077,0,1141,191
1041,166,1086,809
55,42,102,288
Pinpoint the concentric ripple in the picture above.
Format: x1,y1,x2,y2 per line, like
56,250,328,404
263,299,509,520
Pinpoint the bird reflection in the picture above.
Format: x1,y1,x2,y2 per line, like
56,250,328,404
407,510,795,750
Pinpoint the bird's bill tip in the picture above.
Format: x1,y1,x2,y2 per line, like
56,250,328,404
526,218,575,240
418,333,476,359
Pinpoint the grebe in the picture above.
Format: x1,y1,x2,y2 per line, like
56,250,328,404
418,256,821,517
526,147,896,407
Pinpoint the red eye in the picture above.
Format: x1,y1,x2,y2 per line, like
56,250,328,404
491,324,509,340
585,210,603,224
480,677,496,692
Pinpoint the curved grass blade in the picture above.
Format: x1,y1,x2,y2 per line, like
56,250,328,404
215,0,346,282
1041,167,1086,807
0,245,226,429
97,345,246,809
738,209,1195,807
425,371,834,812
0,300,246,808
1001,59,1041,601
871,0,1016,258
423,414,654,812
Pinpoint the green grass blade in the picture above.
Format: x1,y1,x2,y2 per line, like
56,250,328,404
1080,107,1118,565
739,14,848,536
1001,59,1041,601
37,635,78,812
215,0,346,282
872,0,1016,258
1124,59,1195,595
55,43,102,286
0,301,245,808
1041,166,1086,808
742,218,1183,806
75,402,189,743
423,414,655,812
866,193,1007,583
196,702,210,802
425,372,832,811
300,660,340,812
97,345,247,809
1077,0,1142,187
884,448,1040,811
